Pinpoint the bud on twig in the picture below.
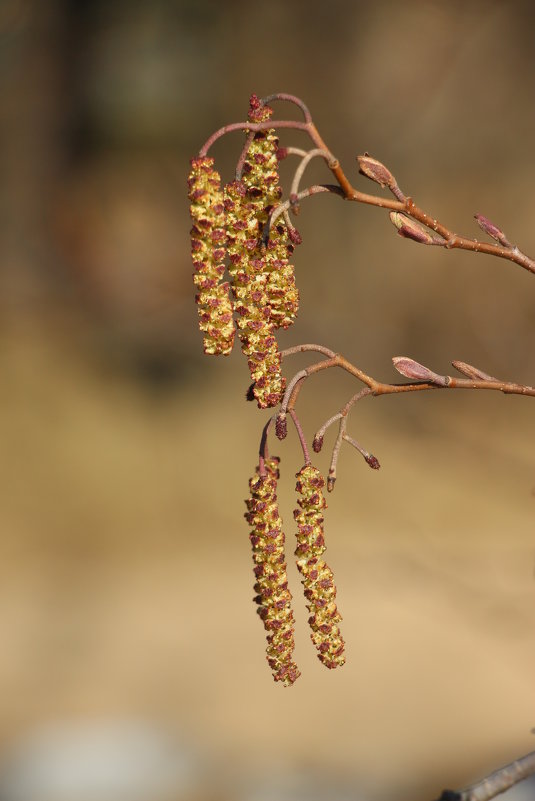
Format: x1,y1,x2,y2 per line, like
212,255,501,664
357,153,397,189
389,212,436,245
365,454,380,470
392,356,448,386
451,360,498,382
312,434,324,453
474,214,511,247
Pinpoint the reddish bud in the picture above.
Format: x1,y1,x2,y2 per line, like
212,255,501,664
276,147,289,161
357,153,396,189
451,360,497,382
474,214,510,247
275,413,287,440
392,356,448,386
312,434,324,453
389,212,435,245
365,454,380,470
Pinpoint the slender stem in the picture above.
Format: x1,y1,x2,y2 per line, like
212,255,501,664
199,119,312,157
290,148,337,200
260,92,312,123
235,129,256,180
280,344,337,359
267,185,343,235
288,409,310,465
328,415,346,491
435,750,535,801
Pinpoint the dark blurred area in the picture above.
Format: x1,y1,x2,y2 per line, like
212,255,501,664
0,1,534,799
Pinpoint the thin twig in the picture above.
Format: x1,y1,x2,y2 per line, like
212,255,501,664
301,119,535,275
267,184,343,237
199,119,312,156
435,750,535,801
260,92,313,123
288,409,310,465
290,148,337,201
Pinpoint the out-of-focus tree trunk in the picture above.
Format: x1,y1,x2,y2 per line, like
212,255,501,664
0,0,67,308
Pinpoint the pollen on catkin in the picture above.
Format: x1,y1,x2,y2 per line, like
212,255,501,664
188,156,235,355
294,465,346,669
245,457,300,686
225,179,285,409
242,95,299,330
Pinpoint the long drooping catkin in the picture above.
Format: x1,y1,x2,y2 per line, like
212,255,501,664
242,95,299,331
224,95,300,408
294,465,345,669
188,156,235,356
245,457,300,686
225,179,286,409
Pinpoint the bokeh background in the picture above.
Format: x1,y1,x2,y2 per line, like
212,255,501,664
0,1,534,799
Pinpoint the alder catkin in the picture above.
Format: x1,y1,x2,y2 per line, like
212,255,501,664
188,156,235,355
243,95,299,330
245,457,300,686
225,179,285,409
294,465,345,669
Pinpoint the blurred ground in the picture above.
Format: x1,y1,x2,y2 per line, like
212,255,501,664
0,1,534,800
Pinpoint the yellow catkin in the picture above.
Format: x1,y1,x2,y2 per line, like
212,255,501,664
225,179,285,408
294,465,346,669
242,96,299,329
245,457,300,686
188,156,235,355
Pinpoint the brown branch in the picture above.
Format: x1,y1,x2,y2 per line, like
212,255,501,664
280,347,535,400
277,346,534,480
274,120,535,276
434,750,535,801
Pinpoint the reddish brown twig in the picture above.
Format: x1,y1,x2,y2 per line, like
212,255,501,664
198,92,535,275
275,346,535,479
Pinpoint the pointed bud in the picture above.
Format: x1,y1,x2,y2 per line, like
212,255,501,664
451,360,497,382
389,212,435,245
474,214,511,247
357,153,397,189
392,356,448,386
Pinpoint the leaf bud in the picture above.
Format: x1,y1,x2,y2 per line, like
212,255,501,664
474,214,510,247
451,360,497,382
392,356,447,386
357,153,397,189
389,212,435,245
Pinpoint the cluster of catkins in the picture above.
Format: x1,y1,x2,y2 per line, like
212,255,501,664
189,94,344,684
246,458,345,685
188,94,300,409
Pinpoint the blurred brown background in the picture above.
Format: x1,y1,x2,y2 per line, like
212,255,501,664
0,1,534,799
